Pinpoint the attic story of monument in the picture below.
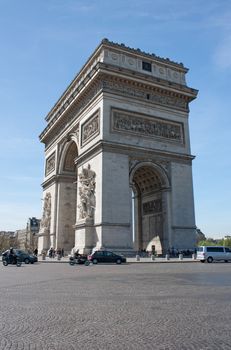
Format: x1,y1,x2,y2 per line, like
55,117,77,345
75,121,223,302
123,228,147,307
37,39,198,255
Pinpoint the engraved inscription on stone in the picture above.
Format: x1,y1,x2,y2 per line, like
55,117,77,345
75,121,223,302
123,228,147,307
112,109,184,143
81,111,100,146
143,199,162,215
45,152,55,176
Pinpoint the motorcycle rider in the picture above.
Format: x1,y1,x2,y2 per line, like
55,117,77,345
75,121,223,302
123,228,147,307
9,247,17,264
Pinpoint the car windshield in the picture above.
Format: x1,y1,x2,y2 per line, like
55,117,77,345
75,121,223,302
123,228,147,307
15,250,30,255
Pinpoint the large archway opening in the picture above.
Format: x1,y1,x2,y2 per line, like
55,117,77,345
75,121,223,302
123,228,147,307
57,140,78,252
131,164,166,255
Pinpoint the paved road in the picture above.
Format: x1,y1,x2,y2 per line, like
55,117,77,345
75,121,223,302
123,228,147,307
37,256,196,263
0,262,231,350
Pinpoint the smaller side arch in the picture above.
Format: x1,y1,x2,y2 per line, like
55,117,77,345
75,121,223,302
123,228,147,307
54,135,79,253
58,135,78,175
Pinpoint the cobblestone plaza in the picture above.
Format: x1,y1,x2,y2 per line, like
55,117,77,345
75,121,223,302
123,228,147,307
0,262,231,350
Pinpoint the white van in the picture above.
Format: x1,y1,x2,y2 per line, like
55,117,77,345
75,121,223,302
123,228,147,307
197,246,231,263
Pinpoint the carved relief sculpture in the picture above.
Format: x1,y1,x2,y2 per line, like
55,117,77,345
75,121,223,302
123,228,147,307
40,192,51,234
81,111,100,146
78,165,96,219
112,109,183,143
45,152,55,176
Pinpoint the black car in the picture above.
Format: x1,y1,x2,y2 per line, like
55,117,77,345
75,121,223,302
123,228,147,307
87,251,126,264
3,249,37,264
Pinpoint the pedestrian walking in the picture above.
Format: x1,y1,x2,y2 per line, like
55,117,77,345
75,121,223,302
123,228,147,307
33,248,38,256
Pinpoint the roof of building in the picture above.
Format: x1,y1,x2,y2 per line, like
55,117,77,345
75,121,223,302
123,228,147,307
101,38,186,69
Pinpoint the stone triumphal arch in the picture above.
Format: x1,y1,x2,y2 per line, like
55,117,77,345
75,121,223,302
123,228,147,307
38,39,198,255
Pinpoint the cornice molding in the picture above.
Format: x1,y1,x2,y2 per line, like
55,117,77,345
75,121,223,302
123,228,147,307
99,63,198,99
40,67,197,147
76,139,195,168
40,77,103,145
101,71,193,111
41,40,198,135
41,173,76,190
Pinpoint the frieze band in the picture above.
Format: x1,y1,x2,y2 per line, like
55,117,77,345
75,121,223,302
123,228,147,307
81,111,100,146
112,109,184,143
41,73,188,146
102,78,187,110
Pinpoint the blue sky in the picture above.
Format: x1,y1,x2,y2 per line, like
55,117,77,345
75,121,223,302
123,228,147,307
0,0,230,238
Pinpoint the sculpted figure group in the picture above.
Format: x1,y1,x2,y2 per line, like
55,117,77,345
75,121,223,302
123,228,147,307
78,164,96,219
40,192,51,233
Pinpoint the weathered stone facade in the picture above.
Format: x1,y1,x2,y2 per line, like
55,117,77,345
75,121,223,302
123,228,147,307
38,39,198,255
16,217,40,251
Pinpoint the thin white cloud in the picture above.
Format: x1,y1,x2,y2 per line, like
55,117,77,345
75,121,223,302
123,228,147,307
213,35,231,69
204,8,231,70
107,0,223,23
47,1,95,14
207,10,231,30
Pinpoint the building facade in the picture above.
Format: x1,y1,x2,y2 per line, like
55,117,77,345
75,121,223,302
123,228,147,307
16,217,40,251
38,39,198,255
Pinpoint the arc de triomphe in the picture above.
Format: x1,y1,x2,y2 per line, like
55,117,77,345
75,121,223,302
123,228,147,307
38,39,198,255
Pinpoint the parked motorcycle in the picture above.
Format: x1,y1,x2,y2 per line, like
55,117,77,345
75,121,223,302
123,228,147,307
69,254,89,266
2,254,22,267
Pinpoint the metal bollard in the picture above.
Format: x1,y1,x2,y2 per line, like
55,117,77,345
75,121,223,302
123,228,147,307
165,254,170,261
151,254,155,261
192,253,196,260
136,255,140,261
179,253,183,260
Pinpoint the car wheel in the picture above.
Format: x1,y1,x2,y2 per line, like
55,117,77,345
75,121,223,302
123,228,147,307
85,261,90,266
69,260,75,266
3,260,8,266
225,260,228,263
24,258,30,264
207,257,213,263
92,258,98,264
116,259,121,264
17,261,22,267
31,261,34,264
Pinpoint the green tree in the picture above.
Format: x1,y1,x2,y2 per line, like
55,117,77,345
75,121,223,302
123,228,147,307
197,239,217,246
219,238,231,247
197,237,231,247
0,235,10,251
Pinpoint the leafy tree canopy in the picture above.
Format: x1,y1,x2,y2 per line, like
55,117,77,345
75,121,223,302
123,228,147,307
197,238,231,247
197,239,217,246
